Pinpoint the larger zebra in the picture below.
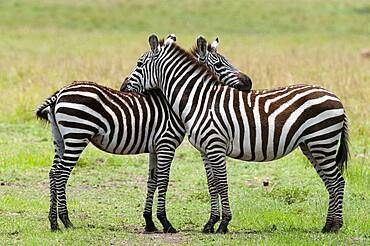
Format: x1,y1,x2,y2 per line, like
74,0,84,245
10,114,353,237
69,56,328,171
35,35,252,232
123,34,349,233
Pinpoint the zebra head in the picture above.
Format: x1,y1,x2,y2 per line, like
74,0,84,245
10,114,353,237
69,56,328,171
192,36,252,91
122,34,176,94
121,34,253,93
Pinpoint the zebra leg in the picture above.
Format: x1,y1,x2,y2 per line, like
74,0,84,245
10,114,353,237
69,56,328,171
155,146,177,233
48,113,64,231
56,140,88,229
143,153,158,232
301,143,345,232
49,162,59,231
201,153,220,233
318,165,345,232
206,151,231,234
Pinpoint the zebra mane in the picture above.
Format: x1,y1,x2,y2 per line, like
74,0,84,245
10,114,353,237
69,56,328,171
165,42,224,86
189,43,215,57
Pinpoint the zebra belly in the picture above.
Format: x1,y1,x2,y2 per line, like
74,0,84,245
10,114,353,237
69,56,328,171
90,140,151,155
90,132,153,155
227,138,301,162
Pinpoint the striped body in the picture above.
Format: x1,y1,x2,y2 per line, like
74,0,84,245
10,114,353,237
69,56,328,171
185,84,344,162
54,82,183,155
124,37,349,233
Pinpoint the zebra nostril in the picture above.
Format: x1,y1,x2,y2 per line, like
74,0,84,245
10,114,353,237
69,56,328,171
237,73,252,91
239,73,251,83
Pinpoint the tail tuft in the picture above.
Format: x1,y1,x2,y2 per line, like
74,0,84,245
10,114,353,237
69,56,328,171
336,115,350,174
35,91,59,122
35,106,49,121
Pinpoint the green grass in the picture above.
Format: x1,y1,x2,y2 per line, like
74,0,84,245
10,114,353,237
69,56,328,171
0,0,369,245
1,123,369,245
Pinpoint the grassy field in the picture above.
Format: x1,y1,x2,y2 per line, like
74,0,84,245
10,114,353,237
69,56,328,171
0,0,369,245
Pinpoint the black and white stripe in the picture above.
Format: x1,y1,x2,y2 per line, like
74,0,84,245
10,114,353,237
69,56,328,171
35,35,252,233
124,35,349,234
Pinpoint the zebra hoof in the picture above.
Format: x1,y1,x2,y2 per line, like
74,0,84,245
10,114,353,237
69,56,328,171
216,222,229,234
202,222,215,233
164,225,177,233
145,224,159,233
157,213,177,233
143,212,158,232
50,223,60,232
59,214,74,229
49,216,59,231
65,221,75,229
322,222,342,233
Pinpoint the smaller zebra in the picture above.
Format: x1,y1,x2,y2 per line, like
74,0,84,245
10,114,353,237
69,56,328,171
35,35,252,232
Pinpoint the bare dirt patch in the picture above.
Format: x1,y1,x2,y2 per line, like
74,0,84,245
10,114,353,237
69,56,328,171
116,223,191,244
139,233,190,245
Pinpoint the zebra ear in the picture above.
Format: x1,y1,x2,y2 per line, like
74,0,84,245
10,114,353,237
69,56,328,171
165,34,176,45
210,36,219,52
149,34,159,53
196,35,208,60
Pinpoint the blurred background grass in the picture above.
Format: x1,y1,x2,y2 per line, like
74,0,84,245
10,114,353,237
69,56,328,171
0,0,369,135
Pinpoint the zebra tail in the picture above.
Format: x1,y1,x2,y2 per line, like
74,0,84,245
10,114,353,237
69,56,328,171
35,90,59,121
336,114,350,174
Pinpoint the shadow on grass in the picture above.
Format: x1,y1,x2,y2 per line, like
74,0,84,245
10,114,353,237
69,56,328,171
180,227,322,235
69,223,323,236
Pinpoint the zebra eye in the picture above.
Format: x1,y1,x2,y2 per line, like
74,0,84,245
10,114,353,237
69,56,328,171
215,61,222,68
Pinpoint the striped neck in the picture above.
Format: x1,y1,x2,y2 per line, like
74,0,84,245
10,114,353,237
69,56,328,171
157,44,222,118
